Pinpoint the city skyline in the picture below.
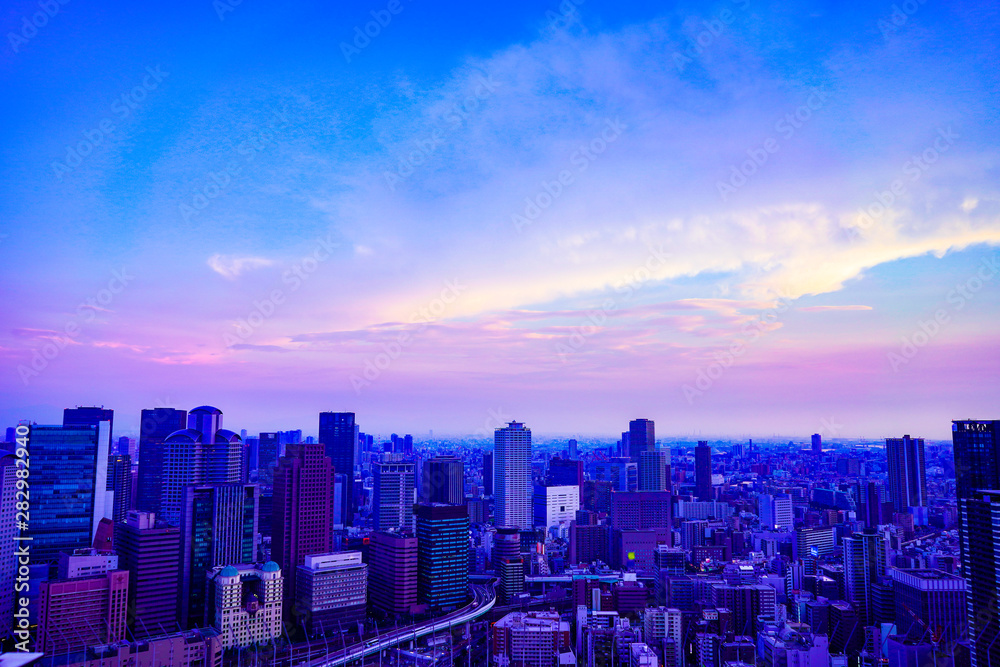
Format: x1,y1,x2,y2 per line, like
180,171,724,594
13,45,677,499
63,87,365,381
2,1,998,438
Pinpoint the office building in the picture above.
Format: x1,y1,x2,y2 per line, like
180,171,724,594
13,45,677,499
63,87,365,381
37,569,129,654
483,451,494,496
843,530,887,626
644,607,683,667
759,494,794,531
178,484,259,629
160,406,243,526
886,435,927,512
206,562,282,649
373,458,415,531
416,503,469,611
114,511,181,637
890,568,966,646
136,407,187,515
629,419,656,462
492,611,570,667
107,454,132,524
639,450,669,491
611,491,673,530
422,455,464,505
63,407,114,451
318,411,358,525
952,419,1000,499
533,485,580,533
695,441,712,501
495,422,532,529
0,452,18,640
811,433,822,455
568,439,578,459
495,526,525,604
272,443,335,615
369,531,419,615
296,552,367,633
547,457,584,488
58,548,118,579
26,422,111,564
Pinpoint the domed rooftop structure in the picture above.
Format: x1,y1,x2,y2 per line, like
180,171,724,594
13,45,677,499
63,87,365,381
262,561,280,572
164,428,202,443
220,565,239,577
189,405,222,414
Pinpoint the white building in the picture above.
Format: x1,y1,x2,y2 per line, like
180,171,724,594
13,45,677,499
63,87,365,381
533,485,580,535
58,548,119,579
759,494,793,531
630,642,659,667
296,551,368,632
495,422,532,529
207,562,282,649
493,611,569,667
643,607,682,667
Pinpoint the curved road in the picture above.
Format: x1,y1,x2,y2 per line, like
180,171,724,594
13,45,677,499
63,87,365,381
308,581,496,667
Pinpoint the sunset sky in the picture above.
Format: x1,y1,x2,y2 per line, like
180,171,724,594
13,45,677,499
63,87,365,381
1,0,998,438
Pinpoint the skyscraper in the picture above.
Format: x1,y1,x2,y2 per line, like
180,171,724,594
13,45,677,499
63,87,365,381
272,443,336,616
638,450,669,491
695,441,712,501
0,453,18,640
374,458,415,531
495,421,531,529
422,455,464,505
318,412,358,526
547,457,584,488
114,511,181,637
495,526,524,604
38,569,129,654
628,419,655,462
953,419,1000,667
885,434,927,512
107,453,132,523
63,406,114,451
811,433,822,455
178,484,259,628
137,407,187,515
483,451,494,496
842,530,886,626
416,503,470,611
160,406,243,526
369,531,419,615
27,422,111,564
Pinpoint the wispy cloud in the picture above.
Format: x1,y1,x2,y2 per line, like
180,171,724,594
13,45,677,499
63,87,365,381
798,305,874,312
207,254,275,280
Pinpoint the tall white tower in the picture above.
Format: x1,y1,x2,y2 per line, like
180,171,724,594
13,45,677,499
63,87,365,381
494,421,531,529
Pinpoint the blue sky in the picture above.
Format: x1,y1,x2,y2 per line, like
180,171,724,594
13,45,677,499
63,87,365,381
1,0,998,438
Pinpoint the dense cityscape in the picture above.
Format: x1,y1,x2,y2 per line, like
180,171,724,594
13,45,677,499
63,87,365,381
0,408,996,667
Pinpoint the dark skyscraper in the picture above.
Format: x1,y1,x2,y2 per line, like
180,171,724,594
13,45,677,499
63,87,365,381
494,526,523,604
137,407,187,515
628,419,655,462
416,503,469,612
954,420,1000,667
272,443,336,615
319,412,358,526
107,454,132,523
422,455,464,505
63,406,114,451
811,433,822,454
886,435,927,512
546,457,584,488
695,441,712,501
115,511,181,637
483,451,494,496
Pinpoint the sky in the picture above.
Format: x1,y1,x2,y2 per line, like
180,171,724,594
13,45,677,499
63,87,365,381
1,0,998,439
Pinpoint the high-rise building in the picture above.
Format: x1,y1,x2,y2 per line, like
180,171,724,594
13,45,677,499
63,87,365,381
160,406,243,526
114,511,181,637
373,458,415,531
483,451,494,496
639,450,669,491
547,457,584,488
178,484,259,628
886,435,927,512
137,407,188,515
206,562,282,649
272,443,335,617
695,441,712,501
107,453,132,523
495,422,532,529
0,452,17,641
492,611,569,667
296,552,367,633
629,419,655,462
37,568,129,654
532,485,580,533
258,432,280,477
843,530,886,626
422,455,464,505
495,526,524,604
610,491,673,530
26,422,111,564
811,433,822,455
416,503,469,611
369,531,419,615
644,607,683,667
318,412,358,526
63,406,114,451
890,568,966,646
758,494,793,531
953,420,1000,499
568,439,578,459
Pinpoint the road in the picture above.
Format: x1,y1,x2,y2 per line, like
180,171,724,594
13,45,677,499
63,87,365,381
306,581,496,667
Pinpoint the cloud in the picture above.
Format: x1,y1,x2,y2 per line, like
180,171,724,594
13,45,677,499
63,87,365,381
207,254,275,279
798,305,873,312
